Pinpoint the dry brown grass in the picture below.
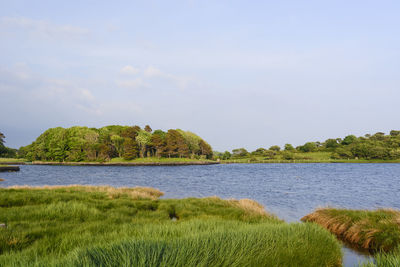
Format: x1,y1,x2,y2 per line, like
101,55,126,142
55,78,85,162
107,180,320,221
302,208,400,251
231,198,269,216
202,196,273,217
7,185,164,200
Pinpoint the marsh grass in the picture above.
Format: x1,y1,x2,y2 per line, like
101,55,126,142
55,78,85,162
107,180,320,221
6,185,164,200
360,246,400,267
302,208,400,252
0,186,342,266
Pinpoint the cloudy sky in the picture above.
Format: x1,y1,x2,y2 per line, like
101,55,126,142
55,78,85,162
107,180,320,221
1,1,400,151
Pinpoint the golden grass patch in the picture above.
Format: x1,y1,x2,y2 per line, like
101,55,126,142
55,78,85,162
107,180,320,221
302,208,400,251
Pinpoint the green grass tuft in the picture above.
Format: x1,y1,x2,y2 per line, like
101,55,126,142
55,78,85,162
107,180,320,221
0,186,342,266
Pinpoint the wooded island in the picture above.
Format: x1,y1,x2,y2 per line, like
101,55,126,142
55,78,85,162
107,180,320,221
16,125,213,162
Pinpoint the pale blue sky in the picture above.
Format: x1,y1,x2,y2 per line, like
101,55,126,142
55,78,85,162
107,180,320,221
1,0,400,151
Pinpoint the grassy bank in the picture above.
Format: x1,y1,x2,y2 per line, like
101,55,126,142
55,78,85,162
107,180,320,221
302,208,400,252
0,158,26,164
0,186,342,266
0,157,218,166
221,152,400,163
109,157,214,163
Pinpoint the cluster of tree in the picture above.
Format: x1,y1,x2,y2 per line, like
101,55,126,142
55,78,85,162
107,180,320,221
19,125,213,162
0,131,17,158
214,130,400,161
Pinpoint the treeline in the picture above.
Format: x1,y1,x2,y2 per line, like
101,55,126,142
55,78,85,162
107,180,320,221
19,125,213,162
0,131,17,158
215,130,400,161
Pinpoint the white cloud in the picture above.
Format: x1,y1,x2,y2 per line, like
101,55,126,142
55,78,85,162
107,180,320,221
0,64,103,116
143,66,165,78
116,78,148,89
81,89,95,101
120,65,139,75
143,66,192,90
0,16,90,39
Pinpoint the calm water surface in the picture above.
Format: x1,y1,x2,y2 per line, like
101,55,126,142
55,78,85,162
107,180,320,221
2,163,400,266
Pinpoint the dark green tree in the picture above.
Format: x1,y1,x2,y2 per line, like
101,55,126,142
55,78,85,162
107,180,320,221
342,135,357,145
324,139,339,149
222,151,231,160
269,145,281,152
284,144,295,151
0,131,4,146
232,148,249,158
199,139,212,159
151,130,167,157
298,142,317,153
122,138,139,160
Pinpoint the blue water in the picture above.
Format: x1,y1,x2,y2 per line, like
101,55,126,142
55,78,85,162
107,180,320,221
3,163,399,266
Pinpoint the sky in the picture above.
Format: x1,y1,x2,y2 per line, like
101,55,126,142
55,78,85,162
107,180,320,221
1,0,400,152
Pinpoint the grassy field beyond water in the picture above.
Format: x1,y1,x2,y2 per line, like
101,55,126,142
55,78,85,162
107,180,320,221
0,186,342,266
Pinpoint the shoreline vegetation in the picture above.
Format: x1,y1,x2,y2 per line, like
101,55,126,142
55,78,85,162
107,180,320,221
3,156,400,166
3,128,400,164
0,157,218,166
215,130,400,163
302,208,400,267
0,186,342,266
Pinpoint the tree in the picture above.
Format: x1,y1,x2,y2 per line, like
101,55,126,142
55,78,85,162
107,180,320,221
222,151,231,160
121,126,141,139
269,145,281,152
177,133,190,158
263,150,276,159
19,125,213,161
284,144,295,151
111,135,125,157
144,125,152,133
151,130,166,157
0,131,7,157
177,130,201,157
122,138,139,160
298,142,317,153
390,130,400,137
342,135,357,145
252,148,267,156
0,131,4,147
165,130,180,157
199,139,212,159
136,130,152,158
324,139,339,149
164,130,189,158
232,148,249,158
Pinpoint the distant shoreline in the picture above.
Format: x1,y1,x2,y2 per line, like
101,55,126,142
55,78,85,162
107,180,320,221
2,160,400,166
0,161,220,166
220,159,400,164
